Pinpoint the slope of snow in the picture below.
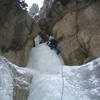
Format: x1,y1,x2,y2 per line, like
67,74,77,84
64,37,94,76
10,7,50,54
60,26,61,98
63,59,100,100
0,57,33,100
0,57,13,100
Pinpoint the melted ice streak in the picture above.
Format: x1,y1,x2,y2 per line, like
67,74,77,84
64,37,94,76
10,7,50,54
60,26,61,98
27,43,100,100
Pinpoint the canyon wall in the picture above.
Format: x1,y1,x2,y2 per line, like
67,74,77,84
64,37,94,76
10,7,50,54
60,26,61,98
39,0,100,65
0,0,39,66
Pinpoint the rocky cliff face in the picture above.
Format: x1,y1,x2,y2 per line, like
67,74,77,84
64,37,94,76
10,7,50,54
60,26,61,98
39,0,100,65
39,0,68,34
0,0,39,66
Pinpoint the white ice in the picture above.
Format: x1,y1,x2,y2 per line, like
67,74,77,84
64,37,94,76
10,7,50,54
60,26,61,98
0,57,33,100
27,43,100,100
0,57,13,100
27,43,63,74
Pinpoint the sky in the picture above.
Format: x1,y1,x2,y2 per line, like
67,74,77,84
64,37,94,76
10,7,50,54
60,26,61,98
25,0,44,9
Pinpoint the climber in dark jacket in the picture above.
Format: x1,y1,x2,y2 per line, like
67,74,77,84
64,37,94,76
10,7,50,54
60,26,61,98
47,35,60,54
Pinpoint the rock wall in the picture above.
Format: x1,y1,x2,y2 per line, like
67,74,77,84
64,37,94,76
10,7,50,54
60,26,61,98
39,0,100,65
0,0,40,66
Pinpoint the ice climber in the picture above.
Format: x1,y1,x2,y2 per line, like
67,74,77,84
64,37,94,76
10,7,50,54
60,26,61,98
47,35,60,55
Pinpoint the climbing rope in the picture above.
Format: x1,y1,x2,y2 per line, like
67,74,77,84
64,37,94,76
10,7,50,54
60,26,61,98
61,59,64,100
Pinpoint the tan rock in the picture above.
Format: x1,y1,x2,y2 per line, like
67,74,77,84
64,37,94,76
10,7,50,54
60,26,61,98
0,0,40,66
53,0,100,65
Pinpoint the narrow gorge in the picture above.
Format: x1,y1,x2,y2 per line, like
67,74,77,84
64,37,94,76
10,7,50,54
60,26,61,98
0,0,100,100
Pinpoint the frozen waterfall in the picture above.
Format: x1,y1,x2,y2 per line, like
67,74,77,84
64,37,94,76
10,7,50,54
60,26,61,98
0,42,100,100
27,43,100,100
